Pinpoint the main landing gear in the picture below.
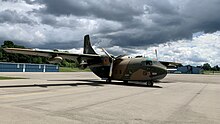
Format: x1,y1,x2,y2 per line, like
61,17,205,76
106,79,111,83
123,80,128,83
106,79,153,87
146,80,154,87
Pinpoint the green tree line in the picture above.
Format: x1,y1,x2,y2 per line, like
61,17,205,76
202,63,219,71
0,41,78,68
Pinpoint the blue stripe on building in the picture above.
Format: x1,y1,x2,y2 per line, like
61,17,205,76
0,62,59,72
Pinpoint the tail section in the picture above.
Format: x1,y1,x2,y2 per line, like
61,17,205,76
83,35,97,54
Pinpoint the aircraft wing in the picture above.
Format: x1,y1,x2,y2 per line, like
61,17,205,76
3,48,101,62
159,61,182,67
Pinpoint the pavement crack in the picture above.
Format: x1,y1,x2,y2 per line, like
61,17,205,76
166,84,210,123
58,85,174,112
185,84,207,106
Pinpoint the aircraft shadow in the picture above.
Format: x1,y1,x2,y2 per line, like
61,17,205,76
0,82,103,88
154,80,176,83
0,80,163,89
48,79,163,88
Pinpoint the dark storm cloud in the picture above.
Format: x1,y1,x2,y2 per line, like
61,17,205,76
0,10,35,24
38,0,220,47
182,0,220,33
41,0,143,22
39,14,57,26
1,0,220,49
37,41,82,49
40,14,80,28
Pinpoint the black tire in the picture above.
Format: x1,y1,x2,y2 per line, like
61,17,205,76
147,81,153,87
106,79,111,83
123,80,128,83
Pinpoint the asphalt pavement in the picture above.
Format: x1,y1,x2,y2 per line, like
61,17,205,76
0,72,219,124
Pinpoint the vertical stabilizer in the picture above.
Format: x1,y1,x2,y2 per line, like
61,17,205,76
83,35,97,54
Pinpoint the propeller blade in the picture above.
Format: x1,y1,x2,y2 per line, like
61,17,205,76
101,48,115,77
109,61,114,77
101,48,112,58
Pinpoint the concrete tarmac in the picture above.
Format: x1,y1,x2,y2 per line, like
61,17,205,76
0,72,219,124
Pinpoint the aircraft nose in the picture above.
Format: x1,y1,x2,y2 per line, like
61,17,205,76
152,67,167,80
160,68,168,78
156,66,167,75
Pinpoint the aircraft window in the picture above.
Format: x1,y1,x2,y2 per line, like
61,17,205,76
146,61,152,65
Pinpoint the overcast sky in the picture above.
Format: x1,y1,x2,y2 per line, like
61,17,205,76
0,0,220,66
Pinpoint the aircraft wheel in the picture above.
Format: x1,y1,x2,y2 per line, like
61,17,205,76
123,80,128,83
106,79,111,83
147,81,153,87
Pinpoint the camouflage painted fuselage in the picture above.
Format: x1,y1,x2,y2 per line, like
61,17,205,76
89,57,167,81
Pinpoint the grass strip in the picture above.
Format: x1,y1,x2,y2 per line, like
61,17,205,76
0,76,26,80
59,67,91,72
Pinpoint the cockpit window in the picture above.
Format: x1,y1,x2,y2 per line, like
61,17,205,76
146,61,152,65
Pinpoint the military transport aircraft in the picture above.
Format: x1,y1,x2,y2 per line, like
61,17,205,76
4,35,180,86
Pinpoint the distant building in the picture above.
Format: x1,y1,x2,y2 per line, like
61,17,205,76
176,65,203,74
0,62,59,72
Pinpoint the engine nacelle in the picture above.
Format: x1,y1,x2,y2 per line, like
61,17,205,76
48,56,63,63
102,57,110,66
